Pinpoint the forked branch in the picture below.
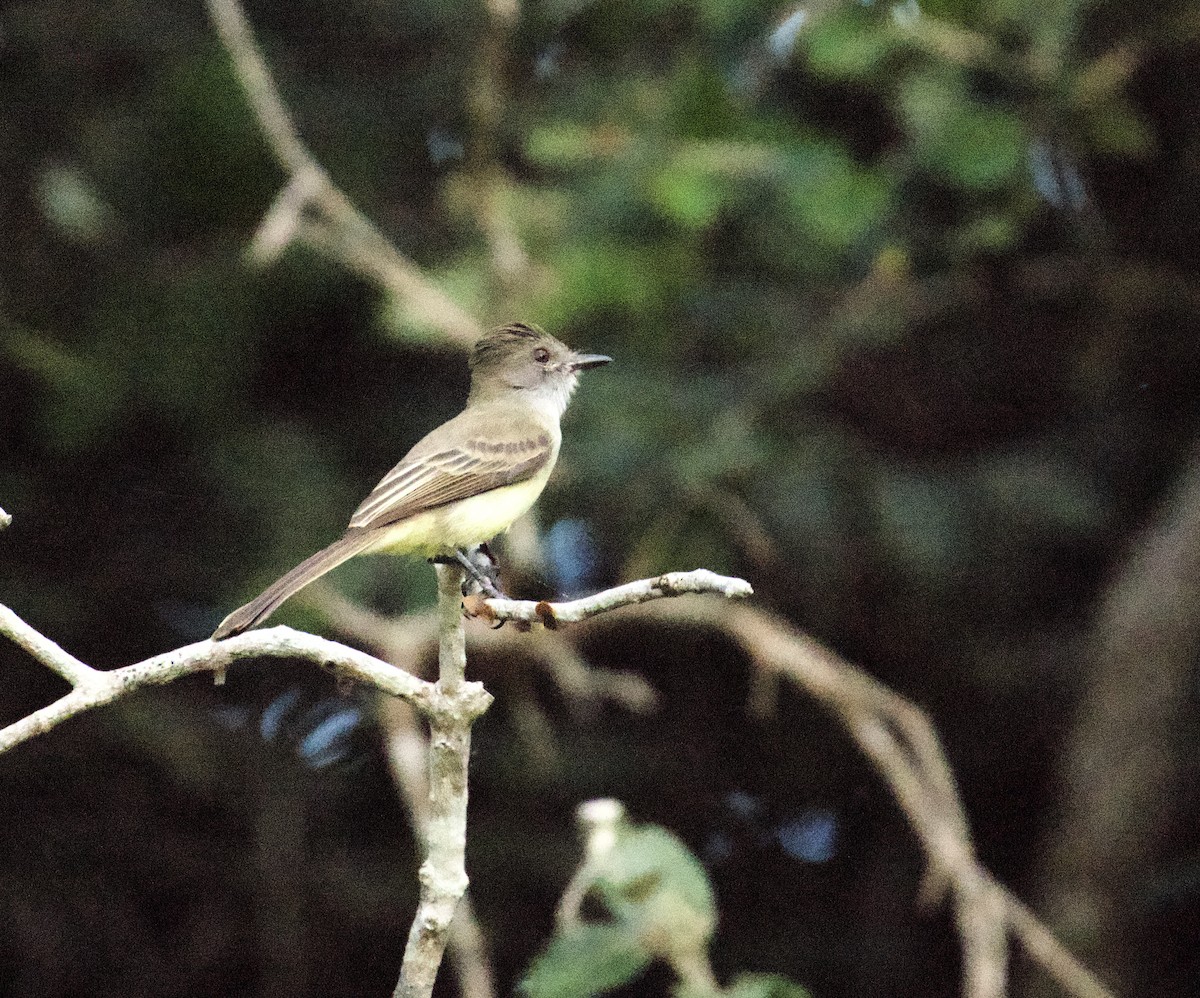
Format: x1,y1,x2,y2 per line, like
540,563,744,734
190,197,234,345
0,562,754,998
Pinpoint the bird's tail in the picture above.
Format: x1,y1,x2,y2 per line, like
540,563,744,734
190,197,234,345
211,531,377,640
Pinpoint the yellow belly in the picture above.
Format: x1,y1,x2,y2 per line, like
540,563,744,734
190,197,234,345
363,467,554,558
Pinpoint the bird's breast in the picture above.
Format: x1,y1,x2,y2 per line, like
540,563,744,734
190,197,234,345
365,458,557,557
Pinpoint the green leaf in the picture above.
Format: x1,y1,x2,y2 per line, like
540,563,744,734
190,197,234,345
596,826,718,948
525,124,585,167
799,165,890,247
544,243,662,323
650,161,726,229
786,148,891,248
938,107,1024,188
899,76,1025,189
528,123,633,167
521,924,651,998
669,61,737,138
724,973,813,998
805,10,892,79
953,213,1019,253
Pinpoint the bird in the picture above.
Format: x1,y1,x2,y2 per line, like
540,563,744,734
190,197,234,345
211,322,611,639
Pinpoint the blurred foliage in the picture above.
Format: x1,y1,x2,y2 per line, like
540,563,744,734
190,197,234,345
2,0,1200,995
524,812,810,998
524,820,717,997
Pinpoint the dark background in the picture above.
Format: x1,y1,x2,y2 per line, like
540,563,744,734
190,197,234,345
1,0,1198,995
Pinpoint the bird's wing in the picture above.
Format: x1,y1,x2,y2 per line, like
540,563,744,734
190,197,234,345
347,428,555,531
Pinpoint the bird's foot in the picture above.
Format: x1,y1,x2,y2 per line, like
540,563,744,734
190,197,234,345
430,547,506,599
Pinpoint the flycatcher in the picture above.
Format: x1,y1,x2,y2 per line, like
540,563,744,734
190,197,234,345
211,322,611,639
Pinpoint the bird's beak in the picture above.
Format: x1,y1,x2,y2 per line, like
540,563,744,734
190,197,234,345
569,353,613,371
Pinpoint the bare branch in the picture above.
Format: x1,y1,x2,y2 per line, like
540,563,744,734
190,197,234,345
203,0,310,172
325,567,1076,998
474,569,753,626
556,798,626,930
0,614,439,754
381,701,498,998
249,165,326,266
0,602,100,687
1003,894,1118,998
310,582,659,716
556,798,722,994
395,565,491,998
323,575,655,998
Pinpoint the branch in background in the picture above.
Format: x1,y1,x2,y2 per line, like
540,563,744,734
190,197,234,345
382,566,733,998
462,0,530,290
572,599,1116,998
315,569,660,998
689,484,784,573
313,567,1109,997
315,567,1109,997
1030,443,1200,995
549,798,719,996
203,0,482,346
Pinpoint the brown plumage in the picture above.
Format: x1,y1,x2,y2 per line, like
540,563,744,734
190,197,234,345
211,323,610,640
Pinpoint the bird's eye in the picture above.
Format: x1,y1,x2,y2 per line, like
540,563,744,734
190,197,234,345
533,347,551,364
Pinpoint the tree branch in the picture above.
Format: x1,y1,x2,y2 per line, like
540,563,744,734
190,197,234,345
394,565,492,998
472,569,754,626
0,602,99,687
309,581,659,717
8,554,1092,998
381,698,499,998
317,567,1093,998
1031,442,1200,994
0,609,436,754
203,0,482,346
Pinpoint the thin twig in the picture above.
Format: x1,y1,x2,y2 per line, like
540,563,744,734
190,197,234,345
0,603,99,687
328,564,650,998
556,798,723,994
475,569,753,626
464,0,530,289
313,572,1110,998
1003,894,1116,998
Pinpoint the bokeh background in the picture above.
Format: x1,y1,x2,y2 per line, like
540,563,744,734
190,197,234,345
2,0,1199,995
